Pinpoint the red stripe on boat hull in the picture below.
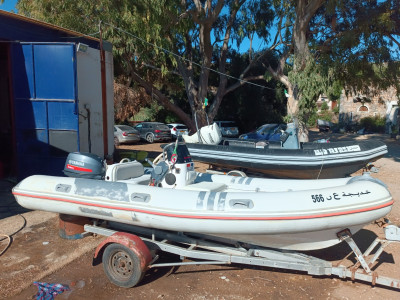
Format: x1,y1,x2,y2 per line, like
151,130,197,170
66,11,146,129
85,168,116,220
12,192,393,221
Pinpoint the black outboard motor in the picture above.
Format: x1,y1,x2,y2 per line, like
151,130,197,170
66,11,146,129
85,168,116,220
63,152,106,179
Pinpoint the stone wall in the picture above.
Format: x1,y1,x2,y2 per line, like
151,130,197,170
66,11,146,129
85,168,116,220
339,87,399,131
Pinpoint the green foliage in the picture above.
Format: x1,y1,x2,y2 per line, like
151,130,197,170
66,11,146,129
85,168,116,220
319,111,333,122
359,116,386,133
306,112,318,128
320,101,329,111
280,0,400,129
332,101,340,114
16,0,400,131
283,115,292,124
309,0,400,96
288,57,326,124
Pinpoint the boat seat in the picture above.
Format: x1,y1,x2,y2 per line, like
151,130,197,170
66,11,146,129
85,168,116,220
105,161,145,181
180,181,227,192
267,141,282,149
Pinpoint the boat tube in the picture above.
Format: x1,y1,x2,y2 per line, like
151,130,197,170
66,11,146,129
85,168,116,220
186,123,388,179
13,142,393,251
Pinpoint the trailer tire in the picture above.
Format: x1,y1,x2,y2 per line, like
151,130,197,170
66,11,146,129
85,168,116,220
102,243,145,288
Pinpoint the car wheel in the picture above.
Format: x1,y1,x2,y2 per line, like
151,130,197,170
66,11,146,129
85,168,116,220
146,133,154,143
114,136,120,146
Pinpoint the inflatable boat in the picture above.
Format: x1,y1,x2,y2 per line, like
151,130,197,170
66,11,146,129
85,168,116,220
185,123,388,179
13,142,393,251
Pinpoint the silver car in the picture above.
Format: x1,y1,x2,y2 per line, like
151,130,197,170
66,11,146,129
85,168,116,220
167,123,189,139
114,125,140,146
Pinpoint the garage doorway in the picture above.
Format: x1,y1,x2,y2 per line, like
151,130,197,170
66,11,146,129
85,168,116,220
0,43,15,178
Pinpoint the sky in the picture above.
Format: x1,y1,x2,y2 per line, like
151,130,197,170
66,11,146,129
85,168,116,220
0,0,18,12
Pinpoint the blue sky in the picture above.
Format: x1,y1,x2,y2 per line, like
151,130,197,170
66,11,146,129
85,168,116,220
0,0,18,12
0,0,267,54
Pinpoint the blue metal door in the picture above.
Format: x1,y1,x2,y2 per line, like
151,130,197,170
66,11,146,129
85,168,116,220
11,43,79,178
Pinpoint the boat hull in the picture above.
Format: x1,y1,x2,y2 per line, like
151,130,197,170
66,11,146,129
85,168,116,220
13,174,393,250
187,140,387,179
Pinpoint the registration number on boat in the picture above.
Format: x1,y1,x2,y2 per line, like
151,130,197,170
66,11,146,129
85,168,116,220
314,145,361,156
311,190,371,203
311,194,324,202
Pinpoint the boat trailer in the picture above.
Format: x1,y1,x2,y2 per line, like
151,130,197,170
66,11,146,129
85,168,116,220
83,221,400,290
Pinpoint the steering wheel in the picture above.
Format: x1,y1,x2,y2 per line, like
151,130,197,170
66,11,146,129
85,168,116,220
152,153,165,166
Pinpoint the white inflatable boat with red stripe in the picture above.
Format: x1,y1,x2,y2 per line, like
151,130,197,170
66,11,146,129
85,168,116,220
13,142,393,251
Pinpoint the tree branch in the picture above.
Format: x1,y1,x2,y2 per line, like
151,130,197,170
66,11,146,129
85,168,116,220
224,75,266,95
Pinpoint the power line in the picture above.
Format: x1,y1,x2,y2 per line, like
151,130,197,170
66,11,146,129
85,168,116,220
102,21,275,91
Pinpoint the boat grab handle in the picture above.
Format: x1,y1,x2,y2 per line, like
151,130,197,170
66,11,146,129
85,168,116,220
229,199,254,209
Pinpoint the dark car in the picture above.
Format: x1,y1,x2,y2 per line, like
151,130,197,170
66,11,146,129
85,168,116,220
114,125,141,146
214,121,239,138
134,122,172,143
239,123,286,141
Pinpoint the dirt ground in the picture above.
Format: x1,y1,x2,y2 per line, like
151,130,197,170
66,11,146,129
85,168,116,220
0,129,399,299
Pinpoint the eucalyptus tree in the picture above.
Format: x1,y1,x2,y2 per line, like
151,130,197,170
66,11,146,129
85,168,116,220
256,0,400,139
15,0,399,135
16,0,276,131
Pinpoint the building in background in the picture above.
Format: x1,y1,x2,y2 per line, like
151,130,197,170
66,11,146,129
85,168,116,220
339,87,399,133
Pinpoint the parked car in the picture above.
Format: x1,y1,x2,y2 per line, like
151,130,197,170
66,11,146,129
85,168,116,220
167,123,189,139
239,123,286,141
317,119,332,132
214,121,239,138
114,125,140,146
134,122,172,143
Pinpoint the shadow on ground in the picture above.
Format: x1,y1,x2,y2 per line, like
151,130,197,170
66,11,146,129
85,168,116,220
0,179,28,220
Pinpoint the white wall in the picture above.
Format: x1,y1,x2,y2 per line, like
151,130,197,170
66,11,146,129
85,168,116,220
76,45,114,158
105,51,115,156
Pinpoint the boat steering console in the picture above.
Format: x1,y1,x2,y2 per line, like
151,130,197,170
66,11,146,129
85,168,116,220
149,140,196,188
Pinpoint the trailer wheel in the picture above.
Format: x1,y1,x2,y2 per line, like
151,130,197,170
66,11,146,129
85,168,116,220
102,243,145,288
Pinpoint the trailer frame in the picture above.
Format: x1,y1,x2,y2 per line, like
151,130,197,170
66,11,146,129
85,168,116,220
84,221,400,290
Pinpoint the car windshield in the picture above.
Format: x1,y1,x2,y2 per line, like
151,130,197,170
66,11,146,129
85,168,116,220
176,125,187,130
257,124,277,134
118,125,135,131
156,124,169,130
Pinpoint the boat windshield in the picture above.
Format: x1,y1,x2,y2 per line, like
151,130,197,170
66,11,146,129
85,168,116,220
164,143,193,164
258,124,278,134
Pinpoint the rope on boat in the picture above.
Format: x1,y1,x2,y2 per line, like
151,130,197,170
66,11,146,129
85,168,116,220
316,143,325,180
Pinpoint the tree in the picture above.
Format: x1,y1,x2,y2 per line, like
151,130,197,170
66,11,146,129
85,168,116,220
14,0,399,137
16,0,277,132
257,0,400,140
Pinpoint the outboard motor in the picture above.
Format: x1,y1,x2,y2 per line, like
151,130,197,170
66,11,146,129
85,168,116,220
63,152,106,179
150,141,196,188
